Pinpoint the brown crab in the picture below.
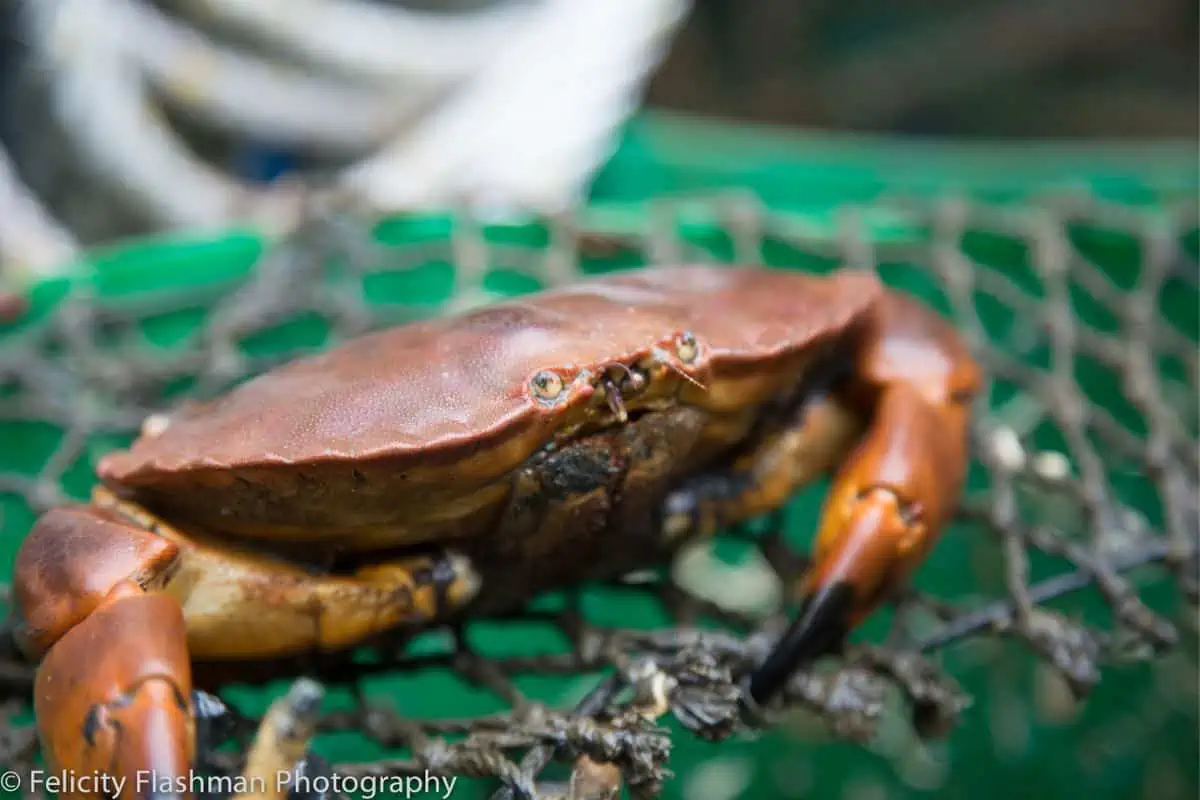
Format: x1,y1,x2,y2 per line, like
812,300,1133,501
12,264,980,798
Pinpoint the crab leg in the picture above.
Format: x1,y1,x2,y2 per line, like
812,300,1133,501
83,488,482,659
744,290,981,708
659,393,866,546
659,291,979,709
13,501,483,799
235,679,324,800
13,507,195,799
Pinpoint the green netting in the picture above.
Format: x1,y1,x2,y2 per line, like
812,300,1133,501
591,113,1200,209
0,128,1197,800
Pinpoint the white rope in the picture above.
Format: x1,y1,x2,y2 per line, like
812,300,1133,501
27,0,251,228
188,0,538,83
0,145,79,280
340,0,689,213
112,0,418,154
5,0,690,277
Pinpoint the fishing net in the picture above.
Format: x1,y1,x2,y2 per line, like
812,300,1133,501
0,191,1196,799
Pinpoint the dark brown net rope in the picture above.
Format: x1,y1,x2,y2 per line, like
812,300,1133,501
0,192,1195,799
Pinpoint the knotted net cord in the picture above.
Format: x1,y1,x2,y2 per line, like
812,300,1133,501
0,193,1195,798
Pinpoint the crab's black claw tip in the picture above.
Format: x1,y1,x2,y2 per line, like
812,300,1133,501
745,581,856,709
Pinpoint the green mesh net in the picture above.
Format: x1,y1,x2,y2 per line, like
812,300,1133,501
0,191,1196,800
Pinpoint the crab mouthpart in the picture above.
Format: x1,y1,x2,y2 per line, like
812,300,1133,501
601,377,629,423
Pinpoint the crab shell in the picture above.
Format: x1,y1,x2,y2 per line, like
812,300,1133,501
95,265,883,554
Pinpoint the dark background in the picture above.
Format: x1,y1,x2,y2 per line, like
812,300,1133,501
646,0,1199,138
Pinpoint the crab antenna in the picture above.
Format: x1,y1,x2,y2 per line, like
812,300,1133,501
652,347,708,391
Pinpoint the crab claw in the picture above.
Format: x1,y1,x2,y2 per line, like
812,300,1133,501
746,486,921,707
34,581,195,800
746,359,973,710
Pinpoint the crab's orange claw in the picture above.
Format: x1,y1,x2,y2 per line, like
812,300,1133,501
746,289,980,710
12,504,180,658
34,581,195,800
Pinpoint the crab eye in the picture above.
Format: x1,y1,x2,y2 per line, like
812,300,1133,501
675,332,699,364
530,370,566,401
